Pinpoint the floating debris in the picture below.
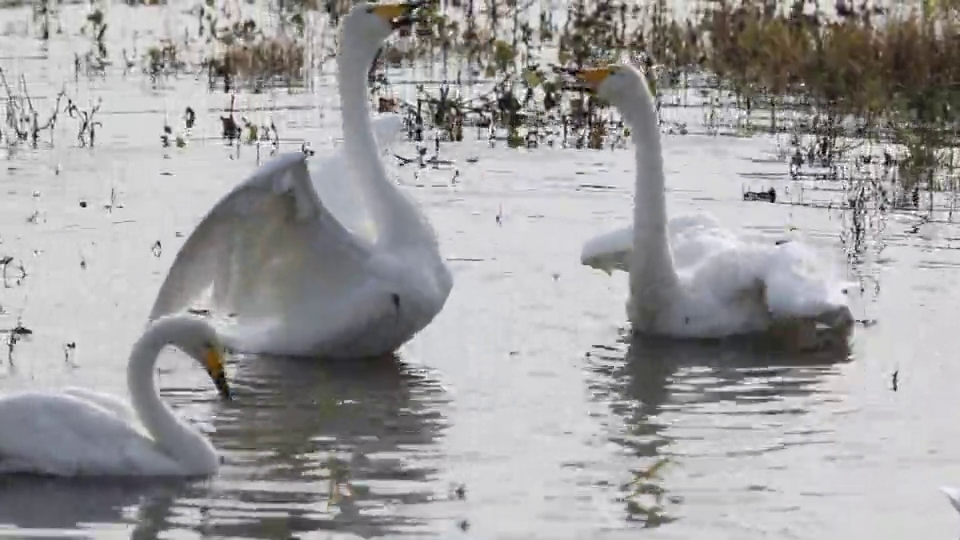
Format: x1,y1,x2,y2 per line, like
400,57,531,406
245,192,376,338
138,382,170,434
743,187,776,203
64,342,77,366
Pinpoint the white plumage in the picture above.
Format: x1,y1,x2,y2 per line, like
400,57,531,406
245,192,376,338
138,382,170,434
148,4,452,359
576,65,853,342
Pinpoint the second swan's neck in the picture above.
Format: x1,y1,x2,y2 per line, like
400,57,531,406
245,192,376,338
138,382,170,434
622,90,681,305
128,321,218,474
337,32,423,248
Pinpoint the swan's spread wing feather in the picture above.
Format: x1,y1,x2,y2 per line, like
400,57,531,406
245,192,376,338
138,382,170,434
0,392,180,476
581,226,632,274
148,152,365,321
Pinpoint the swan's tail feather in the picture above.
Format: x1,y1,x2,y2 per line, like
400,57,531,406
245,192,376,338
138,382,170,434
942,486,960,516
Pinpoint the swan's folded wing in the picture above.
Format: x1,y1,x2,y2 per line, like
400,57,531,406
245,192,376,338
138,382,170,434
581,215,727,275
0,393,180,476
62,387,137,423
148,151,366,322
760,242,853,324
581,226,633,275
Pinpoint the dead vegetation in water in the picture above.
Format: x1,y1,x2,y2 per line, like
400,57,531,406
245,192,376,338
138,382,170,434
6,0,959,254
197,1,308,92
205,35,305,93
0,66,104,149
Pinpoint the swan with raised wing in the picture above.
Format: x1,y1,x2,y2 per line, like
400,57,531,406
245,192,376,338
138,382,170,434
148,2,453,359
0,315,231,477
575,63,853,342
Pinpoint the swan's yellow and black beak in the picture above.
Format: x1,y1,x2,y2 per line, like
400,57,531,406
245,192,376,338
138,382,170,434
204,345,232,401
370,1,426,29
574,66,613,92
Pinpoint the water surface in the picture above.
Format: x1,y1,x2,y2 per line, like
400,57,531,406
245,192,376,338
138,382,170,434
0,3,957,539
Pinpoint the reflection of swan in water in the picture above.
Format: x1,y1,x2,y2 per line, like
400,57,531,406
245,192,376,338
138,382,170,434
128,354,450,538
586,331,853,524
0,476,191,532
589,330,854,438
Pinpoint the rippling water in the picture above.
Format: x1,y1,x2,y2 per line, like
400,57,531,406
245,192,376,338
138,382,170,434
2,2,960,539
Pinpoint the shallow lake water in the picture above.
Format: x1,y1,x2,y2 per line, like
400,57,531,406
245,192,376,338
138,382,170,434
1,2,960,539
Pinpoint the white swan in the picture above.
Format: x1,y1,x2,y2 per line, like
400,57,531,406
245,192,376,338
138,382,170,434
0,315,231,477
147,2,453,359
575,64,853,340
943,487,960,522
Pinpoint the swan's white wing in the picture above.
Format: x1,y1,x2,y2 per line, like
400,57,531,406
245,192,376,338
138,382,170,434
760,241,853,322
581,215,725,274
581,226,632,274
148,151,411,357
681,237,852,332
0,392,182,476
61,387,137,423
148,151,367,322
942,486,960,515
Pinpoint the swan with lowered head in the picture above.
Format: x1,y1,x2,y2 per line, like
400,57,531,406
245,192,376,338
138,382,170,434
148,2,453,359
574,64,853,343
0,315,232,477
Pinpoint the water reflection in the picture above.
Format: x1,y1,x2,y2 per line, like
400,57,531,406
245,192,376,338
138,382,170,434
0,475,191,532
587,330,853,520
193,354,449,539
0,355,449,540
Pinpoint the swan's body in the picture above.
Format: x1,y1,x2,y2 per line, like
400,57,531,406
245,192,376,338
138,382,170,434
944,486,960,513
148,3,452,359
576,65,853,340
0,316,231,477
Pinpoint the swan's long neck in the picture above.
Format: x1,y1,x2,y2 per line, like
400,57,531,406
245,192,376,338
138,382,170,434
337,25,424,248
621,81,681,310
337,34,383,194
128,320,218,473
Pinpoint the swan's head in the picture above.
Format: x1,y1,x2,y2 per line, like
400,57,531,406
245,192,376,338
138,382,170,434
574,64,655,114
155,316,232,401
343,2,425,44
